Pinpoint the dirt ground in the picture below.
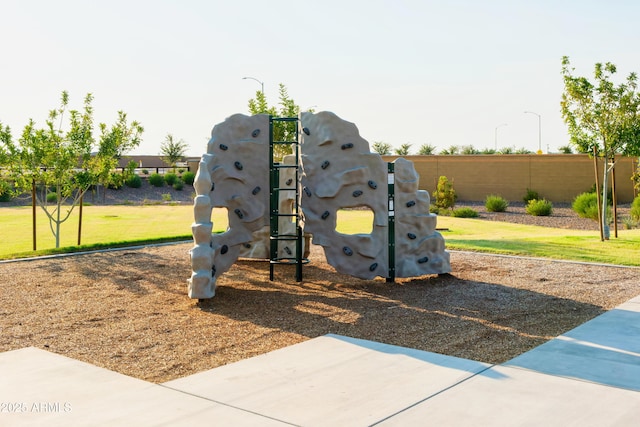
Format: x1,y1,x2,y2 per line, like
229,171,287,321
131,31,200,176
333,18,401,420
1,240,638,383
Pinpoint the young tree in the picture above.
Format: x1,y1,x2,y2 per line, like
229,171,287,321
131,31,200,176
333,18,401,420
561,56,640,239
558,144,574,154
248,83,301,159
160,133,189,169
372,141,391,155
1,91,143,248
461,145,480,154
418,143,436,155
439,145,460,155
394,143,412,155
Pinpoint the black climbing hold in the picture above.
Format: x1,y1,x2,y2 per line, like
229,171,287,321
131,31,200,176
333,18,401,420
304,187,312,197
321,160,330,170
321,211,330,220
406,200,416,208
244,243,252,248
219,144,228,151
234,161,243,170
408,233,417,240
286,178,293,186
211,182,215,192
352,190,363,197
252,129,260,137
341,143,354,150
220,244,228,254
303,127,310,135
284,246,292,255
209,241,213,248
211,265,216,277
252,186,261,195
343,246,353,256
418,257,429,264
234,208,244,219
368,180,377,189
369,262,378,271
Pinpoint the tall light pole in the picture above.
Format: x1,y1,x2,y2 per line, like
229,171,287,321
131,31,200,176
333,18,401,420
242,76,264,94
494,123,507,150
524,111,542,154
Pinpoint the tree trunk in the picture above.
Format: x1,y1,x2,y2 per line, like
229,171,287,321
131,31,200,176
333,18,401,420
593,147,604,241
78,194,83,246
32,179,37,251
612,160,618,238
601,154,610,240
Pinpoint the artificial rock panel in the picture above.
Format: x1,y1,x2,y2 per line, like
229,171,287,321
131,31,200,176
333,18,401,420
189,112,450,299
299,111,450,279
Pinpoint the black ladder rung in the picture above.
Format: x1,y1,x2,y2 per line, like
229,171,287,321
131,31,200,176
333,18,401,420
271,117,298,123
272,164,298,169
271,213,300,217
272,141,298,145
272,187,297,191
270,235,299,241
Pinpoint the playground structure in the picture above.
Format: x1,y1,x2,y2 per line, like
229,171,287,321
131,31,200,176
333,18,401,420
188,112,450,299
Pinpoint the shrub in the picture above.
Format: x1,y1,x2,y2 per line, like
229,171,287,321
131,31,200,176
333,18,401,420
631,195,640,221
572,192,601,220
107,172,124,189
432,176,457,210
46,192,58,203
173,180,184,191
149,173,165,187
485,195,508,212
142,169,149,175
622,216,637,230
526,199,553,216
162,193,172,202
452,207,479,218
178,168,186,174
125,174,142,188
523,188,539,204
0,181,12,202
182,171,195,186
164,172,178,186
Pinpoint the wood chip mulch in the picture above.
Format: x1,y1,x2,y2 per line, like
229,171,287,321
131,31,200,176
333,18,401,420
1,242,638,383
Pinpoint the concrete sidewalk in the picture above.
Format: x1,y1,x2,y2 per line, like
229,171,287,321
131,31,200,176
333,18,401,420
1,295,639,426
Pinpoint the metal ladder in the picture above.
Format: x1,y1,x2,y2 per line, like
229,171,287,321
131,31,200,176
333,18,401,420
269,116,306,281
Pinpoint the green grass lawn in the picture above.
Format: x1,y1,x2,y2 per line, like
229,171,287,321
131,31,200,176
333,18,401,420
1,205,639,266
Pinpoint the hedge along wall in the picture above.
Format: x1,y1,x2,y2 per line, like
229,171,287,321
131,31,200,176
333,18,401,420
382,154,639,203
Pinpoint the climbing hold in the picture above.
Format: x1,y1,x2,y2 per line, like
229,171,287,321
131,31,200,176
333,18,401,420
304,187,312,197
368,180,377,189
352,190,363,197
407,233,417,240
286,178,293,186
234,161,243,170
252,186,261,195
234,208,244,219
321,211,330,220
406,200,416,208
303,127,310,135
321,160,330,170
220,245,228,255
252,129,260,137
219,144,228,151
284,246,292,255
418,257,429,264
244,243,252,248
211,182,215,192
341,143,354,150
211,265,216,277
343,246,353,256
369,262,378,271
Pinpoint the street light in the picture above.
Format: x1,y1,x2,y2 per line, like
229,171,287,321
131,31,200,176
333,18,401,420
242,76,264,94
524,111,542,154
494,123,507,150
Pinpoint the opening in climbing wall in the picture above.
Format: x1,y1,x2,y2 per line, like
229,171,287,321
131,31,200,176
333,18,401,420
212,207,230,231
335,207,374,235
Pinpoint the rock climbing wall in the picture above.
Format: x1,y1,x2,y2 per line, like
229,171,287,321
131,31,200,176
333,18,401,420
189,111,450,299
299,111,450,279
189,114,270,299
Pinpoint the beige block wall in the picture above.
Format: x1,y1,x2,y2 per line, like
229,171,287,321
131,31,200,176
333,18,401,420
382,155,638,203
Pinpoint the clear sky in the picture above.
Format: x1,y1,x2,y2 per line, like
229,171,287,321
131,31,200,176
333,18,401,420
2,0,639,156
